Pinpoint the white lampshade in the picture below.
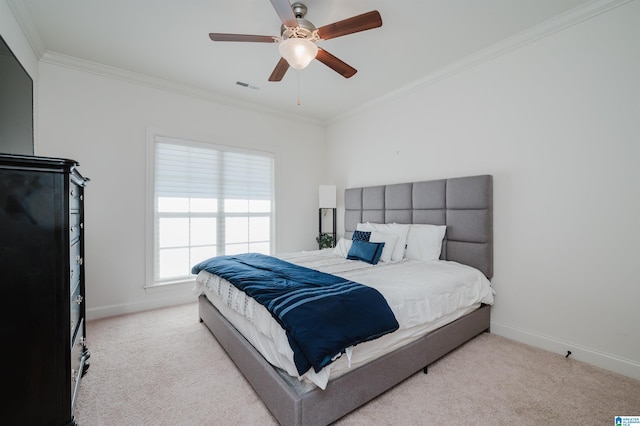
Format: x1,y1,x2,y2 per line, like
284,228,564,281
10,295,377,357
319,185,336,209
279,38,318,70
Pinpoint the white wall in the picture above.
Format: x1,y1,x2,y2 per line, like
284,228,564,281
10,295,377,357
327,2,640,379
36,62,326,319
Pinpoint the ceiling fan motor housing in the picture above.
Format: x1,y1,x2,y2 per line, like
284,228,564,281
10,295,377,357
291,3,307,19
280,19,316,40
280,3,317,41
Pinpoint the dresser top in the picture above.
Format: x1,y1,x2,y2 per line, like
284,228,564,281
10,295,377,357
0,153,89,184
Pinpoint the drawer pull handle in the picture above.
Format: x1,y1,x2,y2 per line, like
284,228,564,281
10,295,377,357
71,269,75,279
70,189,75,197
70,225,76,233
75,295,83,305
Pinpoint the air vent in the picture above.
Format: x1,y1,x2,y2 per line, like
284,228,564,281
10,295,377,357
236,81,260,90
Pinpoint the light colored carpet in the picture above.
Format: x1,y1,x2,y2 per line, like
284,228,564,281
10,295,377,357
75,302,640,425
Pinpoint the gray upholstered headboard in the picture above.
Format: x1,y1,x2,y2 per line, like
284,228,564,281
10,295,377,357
344,175,493,279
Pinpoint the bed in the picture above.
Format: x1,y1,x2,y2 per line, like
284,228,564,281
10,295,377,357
195,174,493,425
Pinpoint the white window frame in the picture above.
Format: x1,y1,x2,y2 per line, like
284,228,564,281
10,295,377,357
145,129,275,288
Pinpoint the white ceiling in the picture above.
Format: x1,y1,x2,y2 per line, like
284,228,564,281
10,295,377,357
11,0,594,122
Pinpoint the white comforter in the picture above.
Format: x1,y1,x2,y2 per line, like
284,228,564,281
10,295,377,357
194,250,494,389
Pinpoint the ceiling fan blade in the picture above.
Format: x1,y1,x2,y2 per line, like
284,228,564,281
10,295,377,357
315,49,357,79
268,57,290,82
269,0,298,27
209,33,277,43
317,10,382,40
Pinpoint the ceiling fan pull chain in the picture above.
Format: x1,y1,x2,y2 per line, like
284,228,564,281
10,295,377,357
297,70,301,106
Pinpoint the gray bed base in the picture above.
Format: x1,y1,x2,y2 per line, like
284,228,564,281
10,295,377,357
199,295,490,425
198,174,493,425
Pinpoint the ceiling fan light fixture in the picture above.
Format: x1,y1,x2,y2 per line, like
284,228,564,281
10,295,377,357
279,37,318,70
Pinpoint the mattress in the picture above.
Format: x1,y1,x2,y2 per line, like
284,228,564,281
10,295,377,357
194,249,494,390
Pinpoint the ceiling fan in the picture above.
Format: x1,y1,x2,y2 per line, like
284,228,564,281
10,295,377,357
209,0,383,82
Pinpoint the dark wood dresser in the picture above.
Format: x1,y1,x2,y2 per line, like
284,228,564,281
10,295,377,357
0,154,90,425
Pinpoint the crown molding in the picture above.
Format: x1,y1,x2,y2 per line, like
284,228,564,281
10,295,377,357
328,0,632,125
39,51,324,126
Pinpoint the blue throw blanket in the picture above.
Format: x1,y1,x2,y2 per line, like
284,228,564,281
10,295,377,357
192,253,399,375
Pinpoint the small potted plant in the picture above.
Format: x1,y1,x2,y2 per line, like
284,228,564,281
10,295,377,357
316,233,335,249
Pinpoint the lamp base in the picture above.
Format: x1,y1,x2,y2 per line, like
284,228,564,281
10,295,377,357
318,208,337,249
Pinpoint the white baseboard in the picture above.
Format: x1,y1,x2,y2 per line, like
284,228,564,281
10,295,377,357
490,321,640,381
86,293,196,320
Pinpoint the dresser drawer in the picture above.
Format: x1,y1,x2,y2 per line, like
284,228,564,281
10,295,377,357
70,240,82,285
70,280,82,343
69,182,81,211
69,212,81,243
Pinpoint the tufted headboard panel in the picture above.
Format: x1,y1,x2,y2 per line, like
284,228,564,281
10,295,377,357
344,175,493,278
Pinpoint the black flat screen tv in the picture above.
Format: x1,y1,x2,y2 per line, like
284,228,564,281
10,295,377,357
0,34,34,155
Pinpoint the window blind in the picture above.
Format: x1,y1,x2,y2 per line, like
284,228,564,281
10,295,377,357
155,137,273,200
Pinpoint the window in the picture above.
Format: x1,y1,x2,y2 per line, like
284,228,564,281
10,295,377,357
148,135,274,287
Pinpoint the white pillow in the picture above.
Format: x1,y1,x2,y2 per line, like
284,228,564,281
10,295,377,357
332,237,353,258
357,223,409,261
369,231,398,263
404,224,447,261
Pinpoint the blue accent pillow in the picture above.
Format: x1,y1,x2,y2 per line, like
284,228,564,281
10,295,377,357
347,240,385,265
352,230,371,242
